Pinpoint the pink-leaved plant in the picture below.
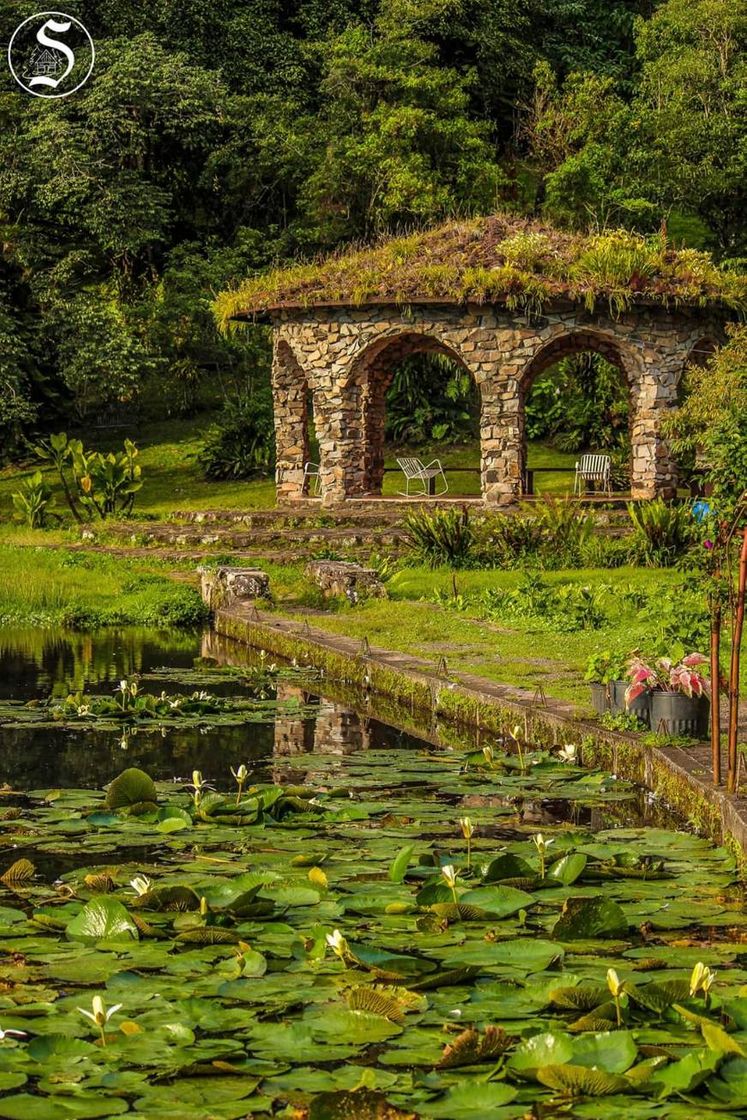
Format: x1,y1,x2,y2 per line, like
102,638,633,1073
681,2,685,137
625,652,710,704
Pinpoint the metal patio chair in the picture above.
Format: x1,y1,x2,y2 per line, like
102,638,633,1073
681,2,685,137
396,456,448,497
303,461,322,496
574,453,612,496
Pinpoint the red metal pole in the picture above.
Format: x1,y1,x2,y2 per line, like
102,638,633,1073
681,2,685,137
726,528,747,793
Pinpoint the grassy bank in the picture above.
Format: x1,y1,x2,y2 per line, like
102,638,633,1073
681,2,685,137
0,545,208,629
269,565,703,709
0,417,577,519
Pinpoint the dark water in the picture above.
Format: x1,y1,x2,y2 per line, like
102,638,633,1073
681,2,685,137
0,626,677,831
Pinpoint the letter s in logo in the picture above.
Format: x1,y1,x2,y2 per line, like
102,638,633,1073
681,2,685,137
28,18,75,89
8,11,95,99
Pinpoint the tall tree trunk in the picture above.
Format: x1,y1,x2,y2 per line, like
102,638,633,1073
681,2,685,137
726,528,747,793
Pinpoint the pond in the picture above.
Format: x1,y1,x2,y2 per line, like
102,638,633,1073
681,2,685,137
0,627,746,1119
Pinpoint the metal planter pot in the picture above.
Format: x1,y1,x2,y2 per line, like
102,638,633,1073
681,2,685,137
612,681,651,728
650,691,710,738
590,682,611,716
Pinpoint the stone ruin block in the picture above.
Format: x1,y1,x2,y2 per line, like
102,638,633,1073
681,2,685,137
305,560,386,603
200,567,270,611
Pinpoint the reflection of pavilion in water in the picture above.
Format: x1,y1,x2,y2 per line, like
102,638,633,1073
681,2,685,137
274,684,370,757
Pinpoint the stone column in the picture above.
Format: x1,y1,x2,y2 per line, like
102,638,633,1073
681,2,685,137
629,355,679,499
271,339,310,502
314,379,368,505
474,335,524,506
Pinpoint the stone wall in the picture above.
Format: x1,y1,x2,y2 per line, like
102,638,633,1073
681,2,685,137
269,302,724,506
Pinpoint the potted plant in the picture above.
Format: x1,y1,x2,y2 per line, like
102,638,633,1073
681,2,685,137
626,653,710,738
585,651,637,719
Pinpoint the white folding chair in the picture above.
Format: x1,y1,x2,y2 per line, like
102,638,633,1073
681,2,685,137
396,457,448,497
574,453,611,496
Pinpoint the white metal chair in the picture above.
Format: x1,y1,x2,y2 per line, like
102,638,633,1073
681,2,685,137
396,457,448,497
303,461,322,496
574,453,611,496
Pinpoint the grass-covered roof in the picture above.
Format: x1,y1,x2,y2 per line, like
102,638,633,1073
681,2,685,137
215,213,747,327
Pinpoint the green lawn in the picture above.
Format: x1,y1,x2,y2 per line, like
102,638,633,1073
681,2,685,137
271,565,697,710
0,418,276,520
0,543,207,628
0,419,577,519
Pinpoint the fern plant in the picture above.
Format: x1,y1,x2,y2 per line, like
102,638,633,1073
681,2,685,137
627,499,693,566
402,507,475,568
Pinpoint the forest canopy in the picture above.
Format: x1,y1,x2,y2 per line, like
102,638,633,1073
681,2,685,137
1,0,745,458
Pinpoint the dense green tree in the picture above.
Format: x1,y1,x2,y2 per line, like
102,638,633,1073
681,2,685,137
0,0,743,457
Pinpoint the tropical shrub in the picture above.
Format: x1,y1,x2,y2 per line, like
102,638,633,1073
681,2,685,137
34,433,143,521
478,513,545,567
585,650,629,684
534,497,595,565
627,498,693,566
402,507,475,568
385,354,479,445
524,353,629,453
199,391,276,480
11,471,58,529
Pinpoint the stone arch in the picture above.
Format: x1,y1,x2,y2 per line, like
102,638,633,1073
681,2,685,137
516,328,642,497
342,329,482,497
687,335,719,370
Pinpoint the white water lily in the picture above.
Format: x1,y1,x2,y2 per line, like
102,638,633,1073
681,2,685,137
325,929,348,960
482,745,495,766
129,875,151,897
231,763,251,805
441,864,458,889
532,833,555,878
77,994,122,1045
690,961,717,999
557,744,578,764
0,1026,26,1042
188,770,214,807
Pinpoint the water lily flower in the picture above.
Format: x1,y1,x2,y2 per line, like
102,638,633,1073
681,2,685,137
557,744,577,764
326,929,348,961
607,968,625,1025
0,1026,27,1042
606,968,624,998
482,745,495,767
168,698,182,710
230,763,250,805
77,994,122,1045
532,833,555,878
459,817,475,869
188,770,214,808
129,875,151,896
690,961,717,1000
441,864,458,889
459,817,474,840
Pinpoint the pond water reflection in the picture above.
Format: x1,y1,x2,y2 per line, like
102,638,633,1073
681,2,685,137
0,625,677,834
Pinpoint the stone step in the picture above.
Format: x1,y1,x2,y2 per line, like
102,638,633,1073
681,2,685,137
100,523,407,553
